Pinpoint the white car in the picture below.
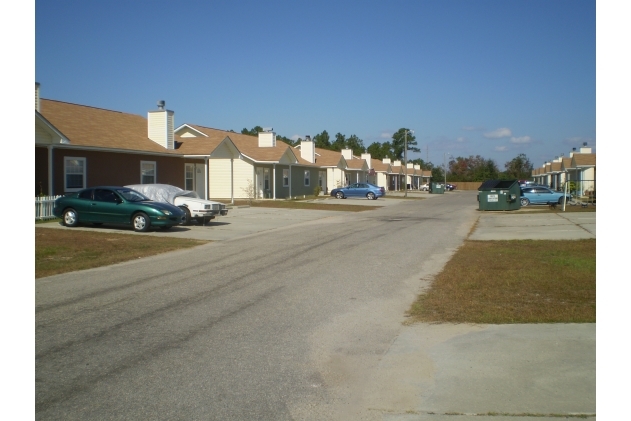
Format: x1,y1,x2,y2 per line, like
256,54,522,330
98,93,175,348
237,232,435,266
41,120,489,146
420,183,429,191
125,184,228,225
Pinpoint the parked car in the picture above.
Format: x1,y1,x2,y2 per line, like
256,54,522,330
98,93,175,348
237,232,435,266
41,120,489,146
446,183,457,191
420,183,429,191
330,183,385,200
53,186,185,232
125,184,228,225
520,186,572,206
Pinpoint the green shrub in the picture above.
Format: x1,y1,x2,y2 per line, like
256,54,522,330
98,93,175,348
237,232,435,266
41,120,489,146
313,185,322,197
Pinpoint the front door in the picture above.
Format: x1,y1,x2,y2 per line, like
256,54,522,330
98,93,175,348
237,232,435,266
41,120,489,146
195,165,205,199
256,167,264,198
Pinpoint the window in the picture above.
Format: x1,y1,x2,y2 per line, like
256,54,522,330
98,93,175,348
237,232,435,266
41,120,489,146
64,157,86,192
185,164,194,191
78,189,93,200
283,169,289,187
264,168,270,190
318,171,324,187
94,188,118,203
304,170,310,186
141,161,156,184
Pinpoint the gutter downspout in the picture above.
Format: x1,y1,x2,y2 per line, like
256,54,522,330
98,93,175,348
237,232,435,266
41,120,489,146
273,164,276,200
204,157,209,200
289,164,292,199
48,145,53,195
230,158,234,205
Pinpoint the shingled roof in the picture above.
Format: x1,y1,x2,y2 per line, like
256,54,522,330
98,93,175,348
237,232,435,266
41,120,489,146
39,99,182,155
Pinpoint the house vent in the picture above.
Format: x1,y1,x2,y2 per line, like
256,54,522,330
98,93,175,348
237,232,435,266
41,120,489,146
35,82,41,112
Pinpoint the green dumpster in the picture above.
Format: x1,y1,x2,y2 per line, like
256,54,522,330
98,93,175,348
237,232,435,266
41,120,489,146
429,182,445,194
477,179,521,211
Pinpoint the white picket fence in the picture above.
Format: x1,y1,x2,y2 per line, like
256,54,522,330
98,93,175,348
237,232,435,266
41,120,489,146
35,195,63,220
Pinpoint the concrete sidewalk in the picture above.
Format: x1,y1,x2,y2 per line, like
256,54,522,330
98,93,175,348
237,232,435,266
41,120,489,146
379,210,596,420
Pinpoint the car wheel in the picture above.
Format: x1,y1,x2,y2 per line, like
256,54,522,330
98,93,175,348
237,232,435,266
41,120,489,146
132,212,151,232
180,206,191,225
520,198,530,207
366,192,375,200
335,192,344,199
62,208,79,227
558,197,566,205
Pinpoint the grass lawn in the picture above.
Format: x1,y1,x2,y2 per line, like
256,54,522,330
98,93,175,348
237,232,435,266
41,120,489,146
407,239,596,324
36,228,208,279
220,198,381,212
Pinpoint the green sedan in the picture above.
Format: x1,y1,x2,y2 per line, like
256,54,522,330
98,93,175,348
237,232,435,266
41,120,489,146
53,186,186,232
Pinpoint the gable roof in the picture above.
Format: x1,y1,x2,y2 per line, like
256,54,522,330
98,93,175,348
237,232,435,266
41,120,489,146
370,159,391,172
39,99,182,155
571,153,596,167
310,147,347,167
181,125,301,163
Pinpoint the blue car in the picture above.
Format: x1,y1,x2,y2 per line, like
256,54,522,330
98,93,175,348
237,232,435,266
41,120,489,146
520,186,571,207
331,183,385,200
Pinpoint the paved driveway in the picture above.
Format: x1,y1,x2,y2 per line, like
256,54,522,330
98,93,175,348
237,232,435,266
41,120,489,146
36,194,595,420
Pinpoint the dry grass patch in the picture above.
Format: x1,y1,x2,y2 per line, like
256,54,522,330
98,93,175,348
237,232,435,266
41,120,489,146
36,228,208,279
408,239,595,324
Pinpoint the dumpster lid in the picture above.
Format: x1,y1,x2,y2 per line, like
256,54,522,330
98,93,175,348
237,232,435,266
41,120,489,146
478,180,518,190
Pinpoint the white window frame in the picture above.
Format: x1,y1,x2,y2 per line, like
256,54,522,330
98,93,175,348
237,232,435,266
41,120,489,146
304,170,310,186
141,161,157,184
283,169,289,187
64,157,86,192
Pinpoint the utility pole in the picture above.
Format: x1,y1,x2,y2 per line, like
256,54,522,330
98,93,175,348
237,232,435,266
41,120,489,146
403,129,414,198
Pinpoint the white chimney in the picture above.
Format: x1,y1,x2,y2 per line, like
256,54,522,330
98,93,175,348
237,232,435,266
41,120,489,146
300,136,315,163
414,164,420,170
258,130,276,147
35,82,41,112
407,163,414,168
361,153,372,168
341,148,353,160
393,160,401,166
382,158,391,164
579,142,592,153
148,101,175,149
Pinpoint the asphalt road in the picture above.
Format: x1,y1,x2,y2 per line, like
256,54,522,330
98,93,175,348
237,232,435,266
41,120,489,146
36,193,479,420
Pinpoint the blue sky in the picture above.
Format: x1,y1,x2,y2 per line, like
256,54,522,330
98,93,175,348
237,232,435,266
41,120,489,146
34,0,596,168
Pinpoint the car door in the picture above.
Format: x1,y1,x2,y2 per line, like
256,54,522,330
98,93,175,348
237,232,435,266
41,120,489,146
357,183,370,197
91,188,126,223
346,183,360,197
532,187,553,204
74,188,95,222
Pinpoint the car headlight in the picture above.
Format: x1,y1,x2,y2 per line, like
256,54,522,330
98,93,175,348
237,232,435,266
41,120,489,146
161,210,172,215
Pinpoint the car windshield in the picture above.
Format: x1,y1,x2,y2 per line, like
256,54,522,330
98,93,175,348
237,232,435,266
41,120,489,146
115,188,150,202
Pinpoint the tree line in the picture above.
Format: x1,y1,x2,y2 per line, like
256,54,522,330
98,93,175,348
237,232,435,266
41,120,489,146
240,126,533,182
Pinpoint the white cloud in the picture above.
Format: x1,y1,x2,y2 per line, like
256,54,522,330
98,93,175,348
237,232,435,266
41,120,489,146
510,136,532,144
291,134,301,141
462,126,485,131
456,137,466,142
380,132,392,139
484,128,512,139
494,146,509,152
